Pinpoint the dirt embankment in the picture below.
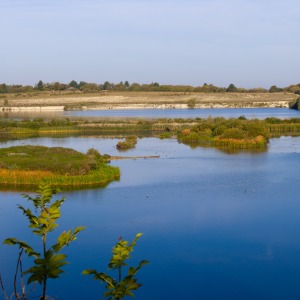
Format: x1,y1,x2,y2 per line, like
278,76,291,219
0,92,298,111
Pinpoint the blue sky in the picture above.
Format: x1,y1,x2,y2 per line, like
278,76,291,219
1,0,299,88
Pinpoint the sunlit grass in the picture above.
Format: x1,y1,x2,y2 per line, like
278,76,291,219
0,146,120,190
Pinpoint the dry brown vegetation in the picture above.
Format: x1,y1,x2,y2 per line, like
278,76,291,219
1,91,298,110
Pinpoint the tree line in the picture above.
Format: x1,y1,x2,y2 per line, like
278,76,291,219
0,80,300,94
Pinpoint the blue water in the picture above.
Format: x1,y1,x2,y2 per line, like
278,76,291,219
1,107,300,120
64,107,300,119
1,136,300,299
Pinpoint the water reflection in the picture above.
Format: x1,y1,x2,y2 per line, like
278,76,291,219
1,137,300,299
1,107,300,120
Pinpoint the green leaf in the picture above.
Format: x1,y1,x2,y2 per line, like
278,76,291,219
52,226,85,252
3,238,40,257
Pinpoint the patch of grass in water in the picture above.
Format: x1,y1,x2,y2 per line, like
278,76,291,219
0,146,120,190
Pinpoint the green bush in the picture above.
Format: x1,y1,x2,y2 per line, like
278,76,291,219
187,98,196,109
116,136,137,150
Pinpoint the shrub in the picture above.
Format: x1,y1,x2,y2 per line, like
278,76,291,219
116,136,137,150
187,98,196,109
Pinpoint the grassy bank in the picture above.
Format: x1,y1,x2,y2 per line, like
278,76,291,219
0,146,120,190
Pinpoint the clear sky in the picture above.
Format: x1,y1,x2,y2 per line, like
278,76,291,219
1,0,299,88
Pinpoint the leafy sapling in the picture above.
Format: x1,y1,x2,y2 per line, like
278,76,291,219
83,233,149,300
3,184,85,300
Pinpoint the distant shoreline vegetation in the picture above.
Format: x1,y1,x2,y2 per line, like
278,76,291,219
1,117,300,152
0,80,300,95
0,146,120,191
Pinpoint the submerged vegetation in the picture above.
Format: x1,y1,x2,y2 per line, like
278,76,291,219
0,146,120,190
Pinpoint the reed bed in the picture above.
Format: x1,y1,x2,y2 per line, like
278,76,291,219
177,118,269,150
0,165,120,190
269,123,300,135
214,135,266,149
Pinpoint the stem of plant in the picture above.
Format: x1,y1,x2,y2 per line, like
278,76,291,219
0,273,9,300
19,254,26,299
118,266,122,283
42,234,47,300
14,249,23,300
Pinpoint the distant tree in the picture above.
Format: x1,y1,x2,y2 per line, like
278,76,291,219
7,85,23,93
269,85,283,93
129,83,141,91
80,83,99,92
283,84,300,94
25,85,34,92
78,81,87,89
69,80,79,89
0,83,8,94
226,83,238,92
36,80,44,91
152,82,160,87
114,82,126,91
49,82,67,91
103,81,113,90
248,88,268,93
124,81,130,88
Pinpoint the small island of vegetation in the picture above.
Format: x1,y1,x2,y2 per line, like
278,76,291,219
177,117,270,150
0,146,120,190
116,135,138,150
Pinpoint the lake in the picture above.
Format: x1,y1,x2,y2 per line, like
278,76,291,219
1,107,300,120
1,135,300,299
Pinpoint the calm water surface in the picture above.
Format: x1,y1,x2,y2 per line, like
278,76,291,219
1,136,300,299
1,107,300,120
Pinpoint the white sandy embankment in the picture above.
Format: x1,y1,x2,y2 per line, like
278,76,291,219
85,101,290,110
0,101,289,112
1,106,65,111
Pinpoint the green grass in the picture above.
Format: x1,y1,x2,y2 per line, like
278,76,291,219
177,118,270,150
116,135,138,150
0,146,120,190
2,117,300,152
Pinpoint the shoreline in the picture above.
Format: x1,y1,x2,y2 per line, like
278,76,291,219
0,92,298,112
0,101,291,112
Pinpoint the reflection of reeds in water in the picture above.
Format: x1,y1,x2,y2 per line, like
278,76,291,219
269,123,300,135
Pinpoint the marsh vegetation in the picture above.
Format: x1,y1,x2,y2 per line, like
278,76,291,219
0,146,119,190
116,136,138,150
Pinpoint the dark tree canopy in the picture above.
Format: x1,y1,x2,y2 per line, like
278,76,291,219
36,80,44,91
269,85,283,93
69,80,79,89
226,83,238,92
0,83,8,94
